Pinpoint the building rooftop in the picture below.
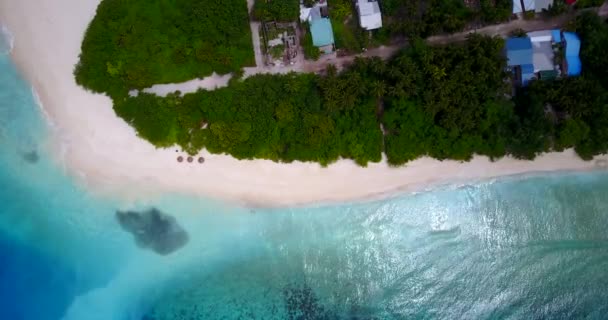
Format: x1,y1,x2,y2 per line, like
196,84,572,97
563,32,581,56
534,0,553,12
567,56,582,76
512,0,553,13
539,69,559,80
522,64,535,74
528,30,553,42
532,41,554,72
357,0,382,30
563,32,581,76
506,37,533,67
310,18,335,47
551,29,562,43
522,66,536,86
358,0,378,15
513,0,535,13
300,6,312,22
527,30,556,73
300,4,325,22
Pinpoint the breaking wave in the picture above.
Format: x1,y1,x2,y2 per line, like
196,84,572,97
31,86,55,128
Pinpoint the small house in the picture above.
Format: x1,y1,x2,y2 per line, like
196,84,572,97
356,0,382,30
300,6,312,22
505,29,581,86
513,0,554,13
310,18,335,53
301,4,335,54
534,0,553,12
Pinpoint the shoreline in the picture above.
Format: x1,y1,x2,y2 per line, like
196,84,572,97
2,0,608,208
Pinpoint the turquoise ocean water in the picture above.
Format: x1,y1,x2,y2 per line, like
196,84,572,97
1,41,608,319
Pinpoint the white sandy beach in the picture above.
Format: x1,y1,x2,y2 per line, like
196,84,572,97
1,0,607,207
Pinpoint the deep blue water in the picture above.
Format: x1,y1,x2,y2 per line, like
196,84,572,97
0,234,78,320
1,44,608,319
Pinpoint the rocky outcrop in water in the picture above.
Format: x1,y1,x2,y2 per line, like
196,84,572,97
116,208,189,255
283,284,331,320
22,150,39,163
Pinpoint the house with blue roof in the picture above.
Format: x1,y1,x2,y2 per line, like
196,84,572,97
551,29,561,43
506,37,535,85
563,32,581,76
505,29,582,86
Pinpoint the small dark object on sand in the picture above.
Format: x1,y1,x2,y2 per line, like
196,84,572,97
177,156,184,162
198,157,205,164
23,150,39,163
116,208,189,255
187,156,193,163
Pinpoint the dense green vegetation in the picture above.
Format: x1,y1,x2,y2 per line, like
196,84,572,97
575,0,605,9
381,36,513,164
380,12,608,163
380,0,512,38
479,0,514,23
546,0,568,16
516,11,608,160
75,0,254,98
253,0,299,22
111,12,608,166
115,72,382,165
301,22,321,60
76,0,608,167
478,12,608,160
328,0,371,53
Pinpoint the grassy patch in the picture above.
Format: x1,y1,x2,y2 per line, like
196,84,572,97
269,44,285,59
253,0,299,22
301,22,321,60
329,0,370,52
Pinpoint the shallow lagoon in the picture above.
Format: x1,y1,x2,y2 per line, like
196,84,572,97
1,54,607,319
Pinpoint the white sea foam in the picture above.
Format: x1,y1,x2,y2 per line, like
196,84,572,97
31,85,72,171
0,24,14,55
31,86,55,128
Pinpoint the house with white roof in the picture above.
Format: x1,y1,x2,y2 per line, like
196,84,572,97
356,0,382,30
528,30,556,73
513,0,553,13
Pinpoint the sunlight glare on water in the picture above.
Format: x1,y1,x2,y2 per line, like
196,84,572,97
0,53,607,320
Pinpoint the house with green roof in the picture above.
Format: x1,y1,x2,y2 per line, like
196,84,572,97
301,4,335,54
310,18,334,53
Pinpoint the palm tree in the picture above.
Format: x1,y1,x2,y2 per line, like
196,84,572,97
370,80,387,117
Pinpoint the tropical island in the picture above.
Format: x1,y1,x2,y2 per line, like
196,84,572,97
2,0,608,205
75,0,608,167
